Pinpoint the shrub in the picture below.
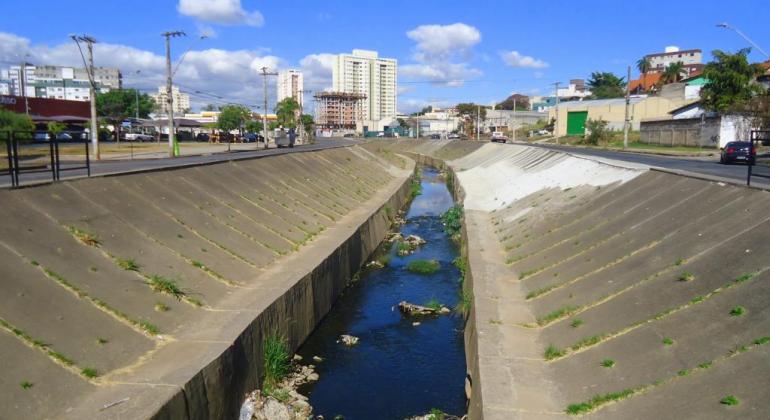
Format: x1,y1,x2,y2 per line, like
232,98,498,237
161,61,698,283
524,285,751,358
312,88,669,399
729,306,746,317
441,205,464,237
544,345,565,360
584,118,611,145
147,275,185,300
721,395,739,406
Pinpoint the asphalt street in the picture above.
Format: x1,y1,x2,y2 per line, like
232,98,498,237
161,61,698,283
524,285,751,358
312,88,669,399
526,143,770,188
1,138,356,188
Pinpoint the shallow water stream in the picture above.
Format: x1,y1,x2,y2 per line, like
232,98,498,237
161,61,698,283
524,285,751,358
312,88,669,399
297,167,467,419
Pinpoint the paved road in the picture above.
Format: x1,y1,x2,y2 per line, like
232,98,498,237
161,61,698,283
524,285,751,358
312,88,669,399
526,143,770,188
1,138,356,188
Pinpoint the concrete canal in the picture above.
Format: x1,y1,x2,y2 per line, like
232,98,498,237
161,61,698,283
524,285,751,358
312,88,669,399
296,167,467,419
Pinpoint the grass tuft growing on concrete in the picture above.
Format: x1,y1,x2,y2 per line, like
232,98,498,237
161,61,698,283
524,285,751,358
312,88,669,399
457,289,473,316
406,259,441,274
662,337,674,346
117,258,139,271
139,320,159,335
601,359,615,368
67,226,100,246
566,388,636,415
20,381,33,390
527,284,558,300
146,275,186,300
721,395,739,406
729,306,746,317
424,298,443,312
537,306,579,326
544,345,565,360
570,319,584,328
678,271,695,282
81,367,98,378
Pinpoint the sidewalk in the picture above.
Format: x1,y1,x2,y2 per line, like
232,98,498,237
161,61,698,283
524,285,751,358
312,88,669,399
527,139,717,158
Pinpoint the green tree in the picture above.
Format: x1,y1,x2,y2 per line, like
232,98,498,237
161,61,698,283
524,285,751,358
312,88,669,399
660,62,685,84
217,105,251,134
587,72,626,99
397,118,409,129
700,49,766,113
275,97,300,128
244,119,263,134
636,57,652,92
203,104,218,111
456,103,486,138
96,89,156,140
300,114,314,135
0,109,35,139
47,121,67,137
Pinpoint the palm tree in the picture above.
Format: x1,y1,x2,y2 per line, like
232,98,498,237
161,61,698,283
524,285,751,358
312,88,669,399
636,57,652,92
661,61,685,84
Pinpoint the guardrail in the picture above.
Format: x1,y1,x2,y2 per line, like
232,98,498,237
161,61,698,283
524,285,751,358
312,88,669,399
2,130,90,188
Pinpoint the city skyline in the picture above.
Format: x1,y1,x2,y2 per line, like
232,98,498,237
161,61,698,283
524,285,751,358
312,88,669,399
0,0,768,113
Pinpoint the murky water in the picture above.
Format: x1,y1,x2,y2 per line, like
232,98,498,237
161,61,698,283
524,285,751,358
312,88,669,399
297,167,467,419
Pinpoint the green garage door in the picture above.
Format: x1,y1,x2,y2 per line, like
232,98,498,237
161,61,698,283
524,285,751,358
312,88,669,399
567,111,588,136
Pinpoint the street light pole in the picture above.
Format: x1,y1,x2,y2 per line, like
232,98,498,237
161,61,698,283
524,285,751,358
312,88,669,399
717,23,770,58
512,97,516,142
71,35,99,160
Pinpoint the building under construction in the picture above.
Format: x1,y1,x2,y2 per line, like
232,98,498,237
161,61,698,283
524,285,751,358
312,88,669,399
314,91,366,129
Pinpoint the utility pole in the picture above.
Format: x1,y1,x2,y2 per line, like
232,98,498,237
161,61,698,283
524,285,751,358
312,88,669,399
298,89,312,143
553,82,561,144
71,35,99,160
417,114,420,139
162,31,185,157
512,97,517,142
133,70,141,120
260,67,278,149
476,105,480,141
19,61,29,115
623,65,631,149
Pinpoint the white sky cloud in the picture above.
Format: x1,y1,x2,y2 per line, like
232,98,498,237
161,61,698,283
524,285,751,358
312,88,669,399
499,50,549,69
402,23,483,87
299,53,336,92
178,0,264,26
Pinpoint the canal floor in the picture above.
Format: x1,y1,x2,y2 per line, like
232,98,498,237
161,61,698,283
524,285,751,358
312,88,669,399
297,167,467,419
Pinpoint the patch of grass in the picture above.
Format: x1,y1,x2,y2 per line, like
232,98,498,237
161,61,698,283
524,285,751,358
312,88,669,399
601,359,615,368
662,337,674,346
527,285,557,300
155,302,170,312
117,258,139,271
537,305,579,326
96,337,108,345
30,260,39,266
397,241,415,254
428,408,446,420
457,289,473,316
424,298,443,312
729,306,746,317
187,297,204,307
406,259,440,274
674,258,685,266
81,367,98,378
441,204,464,237
264,386,291,403
721,395,739,406
89,266,98,272
691,295,705,304
191,260,205,269
139,320,159,335
67,226,100,246
376,254,391,267
698,361,713,369
572,335,602,351
48,351,74,366
754,336,770,345
544,345,565,360
733,272,756,283
678,271,695,282
565,388,636,415
20,381,33,390
263,334,290,390
410,177,422,198
678,369,690,376
518,267,543,280
570,319,584,328
146,275,186,300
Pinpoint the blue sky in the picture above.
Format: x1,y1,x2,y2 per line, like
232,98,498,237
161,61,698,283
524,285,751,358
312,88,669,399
1,0,768,112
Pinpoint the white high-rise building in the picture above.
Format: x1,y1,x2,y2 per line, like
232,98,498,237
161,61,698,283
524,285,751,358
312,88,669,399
150,86,190,115
333,49,397,130
1,64,121,101
277,69,304,106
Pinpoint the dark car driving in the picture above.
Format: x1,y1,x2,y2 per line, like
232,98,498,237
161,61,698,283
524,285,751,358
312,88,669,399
720,141,755,165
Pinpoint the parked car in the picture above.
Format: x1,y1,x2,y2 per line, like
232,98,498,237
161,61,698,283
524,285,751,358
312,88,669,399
491,132,508,143
33,131,50,142
195,133,210,142
429,133,441,139
244,133,265,143
447,133,460,139
343,133,355,138
123,132,154,142
720,141,755,165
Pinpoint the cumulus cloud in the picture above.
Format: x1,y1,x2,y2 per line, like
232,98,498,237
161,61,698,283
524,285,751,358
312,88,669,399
402,23,483,87
299,53,336,91
0,31,286,110
500,50,549,69
178,0,264,26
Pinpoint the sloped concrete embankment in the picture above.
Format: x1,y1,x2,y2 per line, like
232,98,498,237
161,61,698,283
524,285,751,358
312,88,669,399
0,146,414,419
388,141,770,419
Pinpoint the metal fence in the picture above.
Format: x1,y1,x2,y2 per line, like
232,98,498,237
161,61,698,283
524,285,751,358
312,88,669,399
2,130,90,188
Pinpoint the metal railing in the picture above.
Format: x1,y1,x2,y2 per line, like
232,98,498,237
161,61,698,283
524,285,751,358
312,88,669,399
747,130,770,186
2,130,91,188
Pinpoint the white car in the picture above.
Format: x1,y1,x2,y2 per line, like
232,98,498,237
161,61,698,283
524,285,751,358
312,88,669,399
491,132,508,143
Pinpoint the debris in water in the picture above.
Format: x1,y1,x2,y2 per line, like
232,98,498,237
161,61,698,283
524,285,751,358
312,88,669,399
339,334,359,346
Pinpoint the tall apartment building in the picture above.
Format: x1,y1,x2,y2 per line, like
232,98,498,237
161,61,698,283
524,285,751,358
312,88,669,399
150,86,191,115
1,64,121,101
277,69,304,106
332,49,397,129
